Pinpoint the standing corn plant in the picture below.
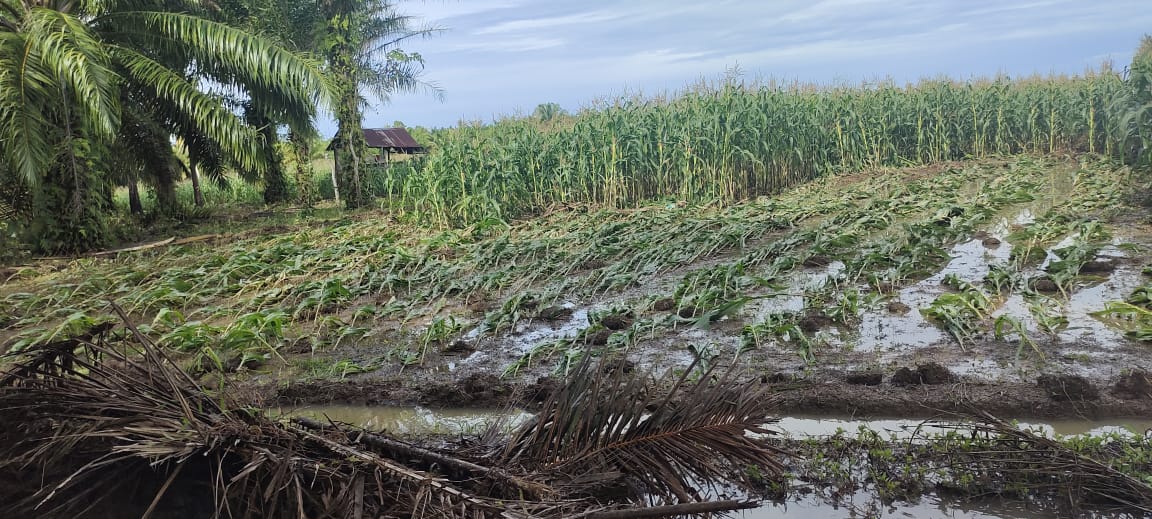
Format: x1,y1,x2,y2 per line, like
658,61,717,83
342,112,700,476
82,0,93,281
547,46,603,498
1115,35,1152,172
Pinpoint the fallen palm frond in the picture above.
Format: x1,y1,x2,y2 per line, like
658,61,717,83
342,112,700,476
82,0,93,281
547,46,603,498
499,356,788,505
0,310,791,518
927,413,1152,513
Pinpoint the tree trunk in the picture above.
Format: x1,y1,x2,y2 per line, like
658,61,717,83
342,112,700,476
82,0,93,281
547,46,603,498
187,147,205,208
331,36,368,209
128,179,142,214
155,165,177,212
251,113,289,205
289,130,315,206
33,145,108,253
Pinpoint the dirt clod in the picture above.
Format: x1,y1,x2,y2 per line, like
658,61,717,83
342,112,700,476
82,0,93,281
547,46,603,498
442,339,474,355
460,373,507,403
1029,277,1060,293
761,372,793,384
887,301,911,315
601,358,636,374
891,363,955,386
537,306,573,321
798,312,834,333
1037,374,1099,401
599,314,631,330
1079,259,1116,274
652,298,676,312
581,259,608,270
802,255,832,267
845,371,883,386
917,362,955,384
1113,370,1152,400
282,338,312,355
677,306,701,318
890,367,919,386
585,329,613,345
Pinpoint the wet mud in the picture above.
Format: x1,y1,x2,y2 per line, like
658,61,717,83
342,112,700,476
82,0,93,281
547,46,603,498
273,204,1152,421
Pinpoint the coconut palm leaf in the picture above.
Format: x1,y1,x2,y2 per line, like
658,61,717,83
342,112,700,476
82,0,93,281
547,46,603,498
353,3,442,106
499,356,787,504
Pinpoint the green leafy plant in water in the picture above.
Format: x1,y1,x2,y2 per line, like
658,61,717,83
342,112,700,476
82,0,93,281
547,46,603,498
419,316,462,364
1027,296,1069,335
741,311,815,364
984,263,1023,293
922,274,995,349
1093,301,1152,342
993,315,1041,361
824,287,865,325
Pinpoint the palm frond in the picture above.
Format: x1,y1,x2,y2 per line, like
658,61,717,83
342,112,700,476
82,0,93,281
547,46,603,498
0,7,119,186
110,45,266,173
500,356,787,504
97,10,333,109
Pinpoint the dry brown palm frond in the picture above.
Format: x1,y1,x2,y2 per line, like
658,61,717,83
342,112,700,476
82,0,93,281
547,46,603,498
2,310,792,518
498,355,788,504
0,311,541,519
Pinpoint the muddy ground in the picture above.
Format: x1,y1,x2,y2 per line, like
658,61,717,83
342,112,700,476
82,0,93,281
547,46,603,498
6,157,1152,421
273,167,1152,419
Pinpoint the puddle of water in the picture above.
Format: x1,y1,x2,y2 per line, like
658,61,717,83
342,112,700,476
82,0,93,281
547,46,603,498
748,261,847,320
279,406,1149,519
278,405,531,435
283,405,1152,440
460,302,591,365
742,492,1081,519
773,415,1152,440
854,239,1007,352
1057,264,1145,344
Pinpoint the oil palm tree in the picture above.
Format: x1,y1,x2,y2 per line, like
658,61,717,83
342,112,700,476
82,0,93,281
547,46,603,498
0,0,327,251
320,0,440,209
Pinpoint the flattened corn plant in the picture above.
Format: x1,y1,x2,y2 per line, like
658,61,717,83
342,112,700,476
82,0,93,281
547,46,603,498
0,157,1136,373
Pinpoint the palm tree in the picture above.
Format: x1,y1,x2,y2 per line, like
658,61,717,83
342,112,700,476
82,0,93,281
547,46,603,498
319,0,440,209
0,0,327,251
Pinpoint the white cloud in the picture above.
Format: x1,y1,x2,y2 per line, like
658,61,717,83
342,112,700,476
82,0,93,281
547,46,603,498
416,0,521,23
475,10,623,35
446,36,565,53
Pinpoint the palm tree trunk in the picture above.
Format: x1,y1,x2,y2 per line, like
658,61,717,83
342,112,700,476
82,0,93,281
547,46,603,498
330,34,368,209
188,147,205,208
290,130,315,206
155,166,177,212
128,178,143,214
245,106,289,205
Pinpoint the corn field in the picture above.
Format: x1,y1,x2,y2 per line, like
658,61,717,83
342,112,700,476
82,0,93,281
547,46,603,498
381,70,1126,227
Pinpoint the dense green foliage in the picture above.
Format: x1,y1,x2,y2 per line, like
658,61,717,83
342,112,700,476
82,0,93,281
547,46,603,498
0,0,327,252
1116,36,1152,171
388,72,1126,227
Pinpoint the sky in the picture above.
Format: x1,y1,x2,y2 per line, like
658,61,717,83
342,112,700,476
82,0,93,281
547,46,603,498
327,0,1152,133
